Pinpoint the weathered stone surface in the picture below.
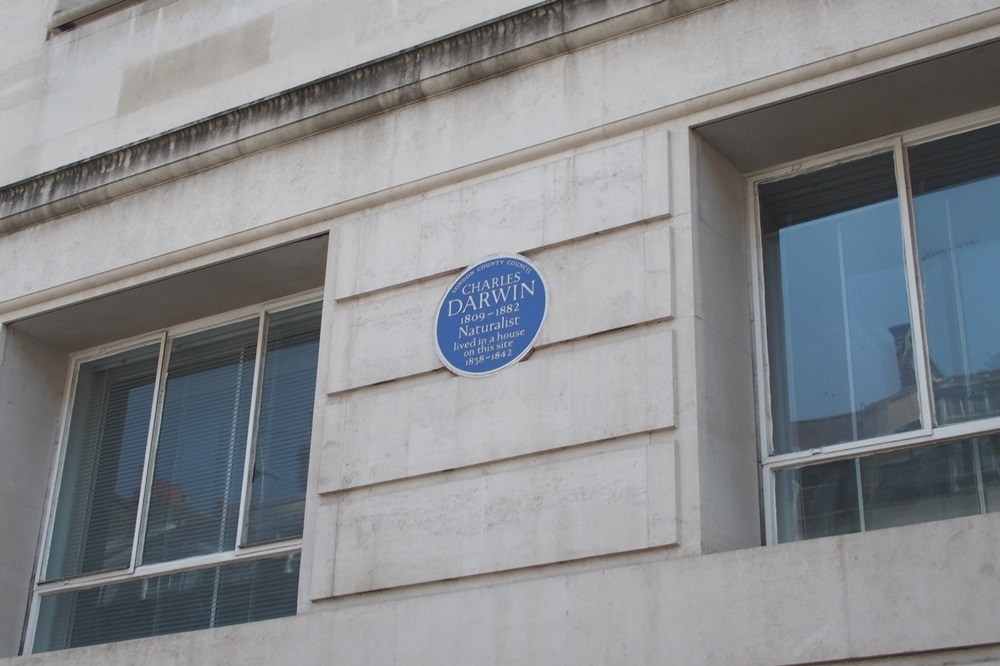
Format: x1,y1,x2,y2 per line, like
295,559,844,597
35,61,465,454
333,128,670,300
320,325,675,493
0,331,66,659
327,216,673,392
319,435,675,596
0,0,688,228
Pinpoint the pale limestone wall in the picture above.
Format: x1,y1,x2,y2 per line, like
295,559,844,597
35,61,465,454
0,0,540,186
303,124,684,601
689,133,760,552
0,331,67,658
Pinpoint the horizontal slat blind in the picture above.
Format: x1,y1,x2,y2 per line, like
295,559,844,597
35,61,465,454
141,319,259,565
759,151,898,233
909,123,1000,194
34,553,300,652
37,300,322,652
245,302,322,545
45,344,160,580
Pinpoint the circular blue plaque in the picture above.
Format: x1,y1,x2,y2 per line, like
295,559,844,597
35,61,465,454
435,254,548,376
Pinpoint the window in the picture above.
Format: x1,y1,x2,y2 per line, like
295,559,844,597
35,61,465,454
755,120,1000,543
31,298,322,652
49,0,145,34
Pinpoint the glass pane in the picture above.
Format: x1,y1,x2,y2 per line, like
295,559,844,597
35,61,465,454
33,553,300,653
776,458,860,543
778,436,992,542
910,123,1000,426
46,344,160,580
142,319,259,564
214,553,301,626
979,432,1000,513
245,302,321,545
860,439,979,530
760,153,920,454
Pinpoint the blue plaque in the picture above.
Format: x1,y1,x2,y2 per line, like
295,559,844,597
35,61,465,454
435,254,548,376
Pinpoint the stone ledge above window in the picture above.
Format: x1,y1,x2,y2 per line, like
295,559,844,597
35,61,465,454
6,0,713,236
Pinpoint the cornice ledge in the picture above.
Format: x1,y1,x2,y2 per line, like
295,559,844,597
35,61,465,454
0,0,727,235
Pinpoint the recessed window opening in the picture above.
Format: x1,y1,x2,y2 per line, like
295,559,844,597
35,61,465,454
755,120,1000,543
31,296,322,652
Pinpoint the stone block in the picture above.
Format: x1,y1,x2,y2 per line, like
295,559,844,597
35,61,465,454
393,573,568,664
320,325,675,493
0,101,41,165
537,220,672,346
334,129,672,300
306,502,339,602
327,282,440,394
327,220,673,392
319,387,410,492
117,15,273,116
694,215,752,354
842,516,1000,657
39,70,122,140
324,435,676,597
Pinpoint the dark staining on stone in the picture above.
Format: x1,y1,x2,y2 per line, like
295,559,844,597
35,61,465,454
1,0,661,233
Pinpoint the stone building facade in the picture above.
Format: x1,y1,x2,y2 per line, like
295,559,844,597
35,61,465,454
2,0,1000,663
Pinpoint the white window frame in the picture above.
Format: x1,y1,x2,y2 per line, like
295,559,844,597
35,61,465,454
749,109,1000,545
26,288,322,652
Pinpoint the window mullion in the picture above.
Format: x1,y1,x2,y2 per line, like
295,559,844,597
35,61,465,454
131,332,170,571
36,538,304,595
835,222,860,441
761,463,779,545
972,437,987,514
35,357,87,584
748,178,775,461
219,339,251,552
853,458,866,533
235,312,269,551
748,174,780,543
893,137,936,435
